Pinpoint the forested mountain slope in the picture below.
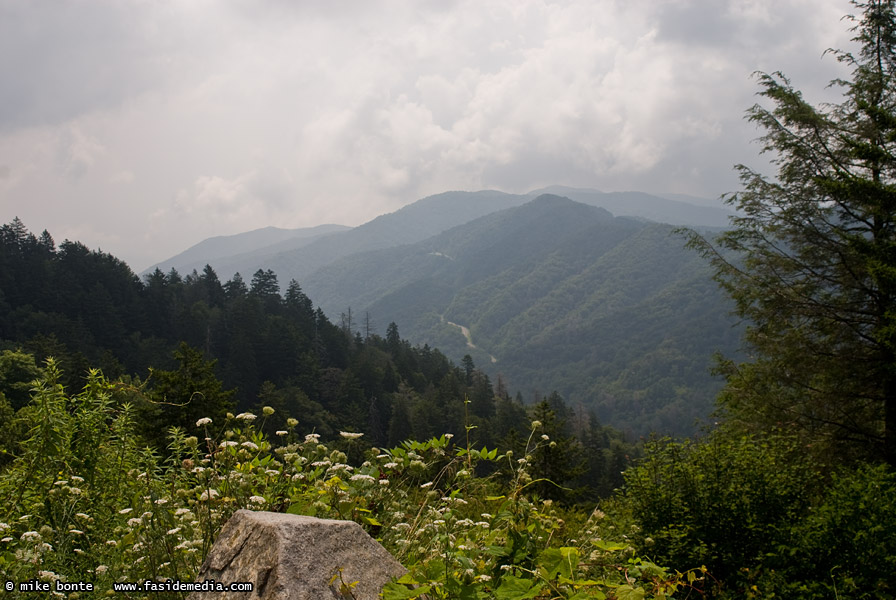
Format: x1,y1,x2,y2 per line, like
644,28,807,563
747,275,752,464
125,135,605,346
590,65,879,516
303,195,740,435
148,187,733,286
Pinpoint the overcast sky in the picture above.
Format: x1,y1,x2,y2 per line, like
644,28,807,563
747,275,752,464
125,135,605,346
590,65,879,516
0,0,857,272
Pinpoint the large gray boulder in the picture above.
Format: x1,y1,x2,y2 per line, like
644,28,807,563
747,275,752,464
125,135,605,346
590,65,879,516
187,509,406,599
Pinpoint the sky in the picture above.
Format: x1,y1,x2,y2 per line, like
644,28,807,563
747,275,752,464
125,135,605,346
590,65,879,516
0,0,857,272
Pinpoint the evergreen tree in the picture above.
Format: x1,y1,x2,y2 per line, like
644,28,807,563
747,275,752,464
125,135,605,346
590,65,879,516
141,343,236,447
528,398,586,502
687,0,896,465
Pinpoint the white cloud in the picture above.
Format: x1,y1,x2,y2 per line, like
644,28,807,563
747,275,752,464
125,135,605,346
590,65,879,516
0,0,858,270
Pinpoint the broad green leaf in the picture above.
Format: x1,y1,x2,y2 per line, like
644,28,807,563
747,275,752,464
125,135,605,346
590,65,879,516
615,585,646,600
539,546,579,580
381,582,432,599
494,576,544,600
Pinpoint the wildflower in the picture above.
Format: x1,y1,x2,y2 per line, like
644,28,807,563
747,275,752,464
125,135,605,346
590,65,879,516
478,575,492,582
531,420,542,429
196,417,213,427
261,406,275,417
21,531,40,541
379,479,389,485
18,514,31,521
384,462,398,469
444,433,454,439
54,480,68,486
175,508,192,516
38,570,58,581
166,528,181,535
75,513,90,520
155,498,168,505
287,418,298,427
95,565,108,575
220,441,237,448
339,431,364,439
305,433,321,443
68,487,82,495
249,495,265,504
118,508,133,515
199,489,220,501
0,523,7,532
276,430,288,436
71,476,84,484
241,441,259,451
105,540,118,547
0,537,11,543
541,434,549,441
127,518,142,528
350,474,375,483
69,529,84,535
235,412,257,421
420,482,433,488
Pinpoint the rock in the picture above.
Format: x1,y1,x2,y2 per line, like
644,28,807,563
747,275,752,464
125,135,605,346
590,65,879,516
187,509,406,599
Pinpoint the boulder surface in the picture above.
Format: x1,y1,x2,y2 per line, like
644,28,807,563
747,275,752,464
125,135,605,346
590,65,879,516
187,509,406,599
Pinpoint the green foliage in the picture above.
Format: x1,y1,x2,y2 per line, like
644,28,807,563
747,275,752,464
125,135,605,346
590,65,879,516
0,365,682,599
620,432,822,594
137,342,236,448
774,463,896,599
619,430,896,599
685,0,896,464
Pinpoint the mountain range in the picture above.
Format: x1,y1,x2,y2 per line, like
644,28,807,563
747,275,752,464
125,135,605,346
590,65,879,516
147,187,740,435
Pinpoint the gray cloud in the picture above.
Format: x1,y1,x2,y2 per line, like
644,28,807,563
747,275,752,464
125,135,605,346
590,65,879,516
0,0,857,271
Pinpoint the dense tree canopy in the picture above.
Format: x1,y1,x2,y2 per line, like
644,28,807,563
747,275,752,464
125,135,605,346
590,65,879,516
689,0,896,465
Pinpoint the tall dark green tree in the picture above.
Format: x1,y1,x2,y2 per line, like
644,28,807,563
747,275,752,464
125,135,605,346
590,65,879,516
688,0,896,465
140,343,236,447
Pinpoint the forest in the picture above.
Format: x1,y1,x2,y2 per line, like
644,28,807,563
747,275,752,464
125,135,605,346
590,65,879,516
2,1,896,598
0,216,636,500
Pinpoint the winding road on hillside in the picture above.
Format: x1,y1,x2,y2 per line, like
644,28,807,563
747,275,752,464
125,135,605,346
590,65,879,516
440,315,498,363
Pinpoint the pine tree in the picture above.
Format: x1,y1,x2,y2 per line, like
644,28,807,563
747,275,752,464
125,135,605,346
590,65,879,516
688,0,896,464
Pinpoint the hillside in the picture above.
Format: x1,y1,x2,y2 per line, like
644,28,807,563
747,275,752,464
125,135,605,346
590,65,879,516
303,195,740,435
148,187,734,284
141,223,351,277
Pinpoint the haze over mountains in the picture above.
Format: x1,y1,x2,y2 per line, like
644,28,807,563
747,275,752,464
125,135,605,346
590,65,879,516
148,187,739,434
144,187,732,284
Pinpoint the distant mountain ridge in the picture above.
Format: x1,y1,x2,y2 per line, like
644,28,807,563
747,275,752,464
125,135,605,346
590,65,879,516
146,188,739,434
142,223,350,277
147,186,733,284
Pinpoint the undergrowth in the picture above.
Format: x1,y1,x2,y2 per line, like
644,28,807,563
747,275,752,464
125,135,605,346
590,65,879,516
0,363,704,599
